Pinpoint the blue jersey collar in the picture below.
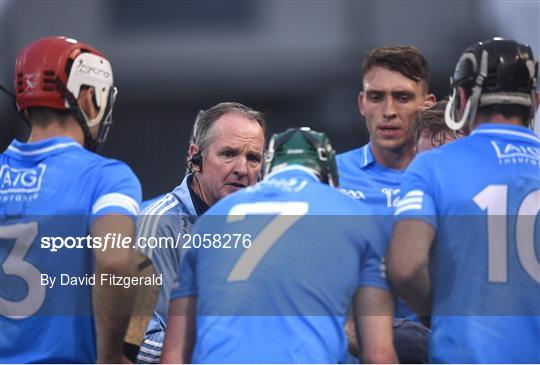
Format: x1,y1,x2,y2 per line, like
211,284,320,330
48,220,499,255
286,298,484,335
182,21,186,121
359,142,376,169
265,165,320,183
5,137,82,160
359,142,405,174
472,124,539,143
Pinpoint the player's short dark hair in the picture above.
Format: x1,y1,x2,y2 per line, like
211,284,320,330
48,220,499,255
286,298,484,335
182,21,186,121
414,100,452,145
194,102,267,156
476,105,530,126
25,85,98,127
362,46,431,92
25,107,72,127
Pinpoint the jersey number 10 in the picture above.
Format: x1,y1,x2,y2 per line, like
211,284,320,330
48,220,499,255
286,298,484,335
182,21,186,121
474,185,539,284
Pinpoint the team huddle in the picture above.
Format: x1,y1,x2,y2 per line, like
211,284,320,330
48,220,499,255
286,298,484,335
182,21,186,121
0,35,538,364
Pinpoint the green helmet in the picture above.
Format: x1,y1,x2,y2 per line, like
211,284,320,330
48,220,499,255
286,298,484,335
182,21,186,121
263,127,339,187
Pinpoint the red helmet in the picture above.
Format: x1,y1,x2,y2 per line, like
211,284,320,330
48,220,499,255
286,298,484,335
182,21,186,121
14,36,117,149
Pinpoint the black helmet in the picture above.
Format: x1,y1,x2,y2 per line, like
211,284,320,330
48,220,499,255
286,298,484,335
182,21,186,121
445,38,538,131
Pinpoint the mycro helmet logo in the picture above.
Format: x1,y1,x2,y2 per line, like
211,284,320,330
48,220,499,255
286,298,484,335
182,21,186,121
76,58,111,79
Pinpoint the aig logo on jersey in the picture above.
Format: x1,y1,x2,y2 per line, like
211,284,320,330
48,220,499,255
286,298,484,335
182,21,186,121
491,141,540,166
0,163,46,196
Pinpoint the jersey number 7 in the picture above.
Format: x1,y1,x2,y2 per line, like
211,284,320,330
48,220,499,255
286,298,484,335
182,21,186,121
225,201,309,282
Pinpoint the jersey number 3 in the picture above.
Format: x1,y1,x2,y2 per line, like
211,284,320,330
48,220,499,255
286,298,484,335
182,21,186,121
0,222,45,318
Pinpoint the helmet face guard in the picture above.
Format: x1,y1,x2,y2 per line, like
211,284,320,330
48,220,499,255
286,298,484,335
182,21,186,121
94,86,117,148
445,38,538,131
445,51,488,131
14,36,117,151
264,127,339,187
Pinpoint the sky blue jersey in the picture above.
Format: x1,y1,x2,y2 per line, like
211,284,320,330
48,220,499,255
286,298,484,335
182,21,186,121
337,143,413,319
395,124,540,363
337,143,402,212
0,137,141,363
136,175,198,320
141,193,167,212
135,175,199,363
170,166,389,363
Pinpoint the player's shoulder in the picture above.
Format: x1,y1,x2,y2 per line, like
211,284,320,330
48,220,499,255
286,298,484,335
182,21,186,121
140,192,181,215
84,153,142,214
336,145,373,183
411,136,471,170
137,192,188,237
88,152,135,173
62,147,137,179
141,193,168,211
321,184,375,215
336,146,364,164
87,153,140,188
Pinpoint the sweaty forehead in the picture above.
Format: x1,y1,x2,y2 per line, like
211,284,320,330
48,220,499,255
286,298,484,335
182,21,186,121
363,66,423,93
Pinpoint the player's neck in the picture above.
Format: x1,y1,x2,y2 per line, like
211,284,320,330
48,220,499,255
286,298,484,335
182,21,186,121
370,142,415,171
28,119,84,145
473,114,528,129
189,175,212,208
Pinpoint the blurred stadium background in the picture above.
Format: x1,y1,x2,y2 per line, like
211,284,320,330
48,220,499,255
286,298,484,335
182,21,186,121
1,0,538,199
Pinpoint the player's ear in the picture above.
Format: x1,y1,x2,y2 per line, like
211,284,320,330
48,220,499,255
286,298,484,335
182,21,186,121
457,87,468,115
78,87,98,120
358,91,366,117
188,143,200,159
422,93,436,110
